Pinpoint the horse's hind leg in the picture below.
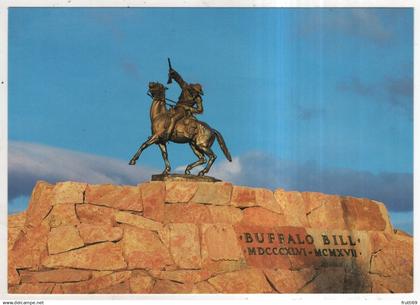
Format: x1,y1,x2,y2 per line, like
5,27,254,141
129,134,159,165
158,143,171,175
185,143,206,175
197,146,217,176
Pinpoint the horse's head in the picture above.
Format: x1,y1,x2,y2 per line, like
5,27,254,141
148,82,167,99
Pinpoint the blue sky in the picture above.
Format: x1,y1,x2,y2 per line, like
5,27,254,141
8,8,413,233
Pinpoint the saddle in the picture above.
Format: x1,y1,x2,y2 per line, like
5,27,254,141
169,114,198,138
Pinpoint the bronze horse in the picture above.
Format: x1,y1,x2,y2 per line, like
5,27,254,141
129,82,232,176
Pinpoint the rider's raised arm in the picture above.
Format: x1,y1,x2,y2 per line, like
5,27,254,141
169,69,188,89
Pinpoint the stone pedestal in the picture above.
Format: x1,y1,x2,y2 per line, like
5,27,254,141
8,180,412,294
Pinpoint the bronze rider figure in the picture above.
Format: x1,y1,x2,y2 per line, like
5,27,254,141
165,67,204,139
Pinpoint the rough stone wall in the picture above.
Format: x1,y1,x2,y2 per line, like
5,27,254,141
8,180,412,293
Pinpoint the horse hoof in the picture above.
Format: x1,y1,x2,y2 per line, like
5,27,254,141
198,172,205,176
129,160,136,165
185,169,191,175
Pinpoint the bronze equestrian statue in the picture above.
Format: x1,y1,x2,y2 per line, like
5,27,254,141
129,64,231,176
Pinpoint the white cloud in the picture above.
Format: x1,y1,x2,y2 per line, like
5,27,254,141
8,141,156,200
300,9,393,46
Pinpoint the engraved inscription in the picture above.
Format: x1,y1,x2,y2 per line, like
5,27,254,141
234,225,363,269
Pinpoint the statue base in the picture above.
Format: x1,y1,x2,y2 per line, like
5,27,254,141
151,173,221,182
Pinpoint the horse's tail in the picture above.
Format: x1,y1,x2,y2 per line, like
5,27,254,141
213,129,232,162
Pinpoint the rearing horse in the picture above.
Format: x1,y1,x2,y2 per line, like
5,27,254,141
129,82,232,176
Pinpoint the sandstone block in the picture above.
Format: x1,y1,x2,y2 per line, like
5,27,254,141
274,189,308,226
85,184,142,212
25,181,54,228
42,242,127,270
208,268,272,293
121,226,173,269
192,281,219,293
51,181,86,205
368,231,390,254
11,224,49,269
129,273,155,293
191,182,232,205
9,283,54,294
91,271,113,278
60,271,131,293
78,223,123,244
263,268,316,293
370,238,412,277
20,269,92,283
150,269,211,284
370,274,412,293
165,181,198,203
151,280,193,293
375,201,394,233
76,204,117,226
240,207,287,227
299,267,345,293
97,281,131,293
48,225,84,254
51,285,64,294
9,211,27,228
168,223,201,269
140,182,165,222
343,271,372,293
255,188,283,214
231,186,256,207
304,192,346,229
116,211,163,231
8,227,23,250
342,197,387,231
164,203,212,223
221,186,282,213
201,260,246,276
301,191,326,214
46,203,79,228
8,262,20,286
201,224,243,261
208,205,243,223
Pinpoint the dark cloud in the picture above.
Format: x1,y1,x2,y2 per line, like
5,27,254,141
337,76,413,113
336,77,375,96
212,152,412,212
299,9,393,46
384,76,413,108
8,141,155,201
349,9,392,45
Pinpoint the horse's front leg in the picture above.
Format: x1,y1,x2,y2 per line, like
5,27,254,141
129,134,159,165
158,143,171,175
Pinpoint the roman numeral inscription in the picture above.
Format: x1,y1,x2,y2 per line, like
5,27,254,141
234,225,363,269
